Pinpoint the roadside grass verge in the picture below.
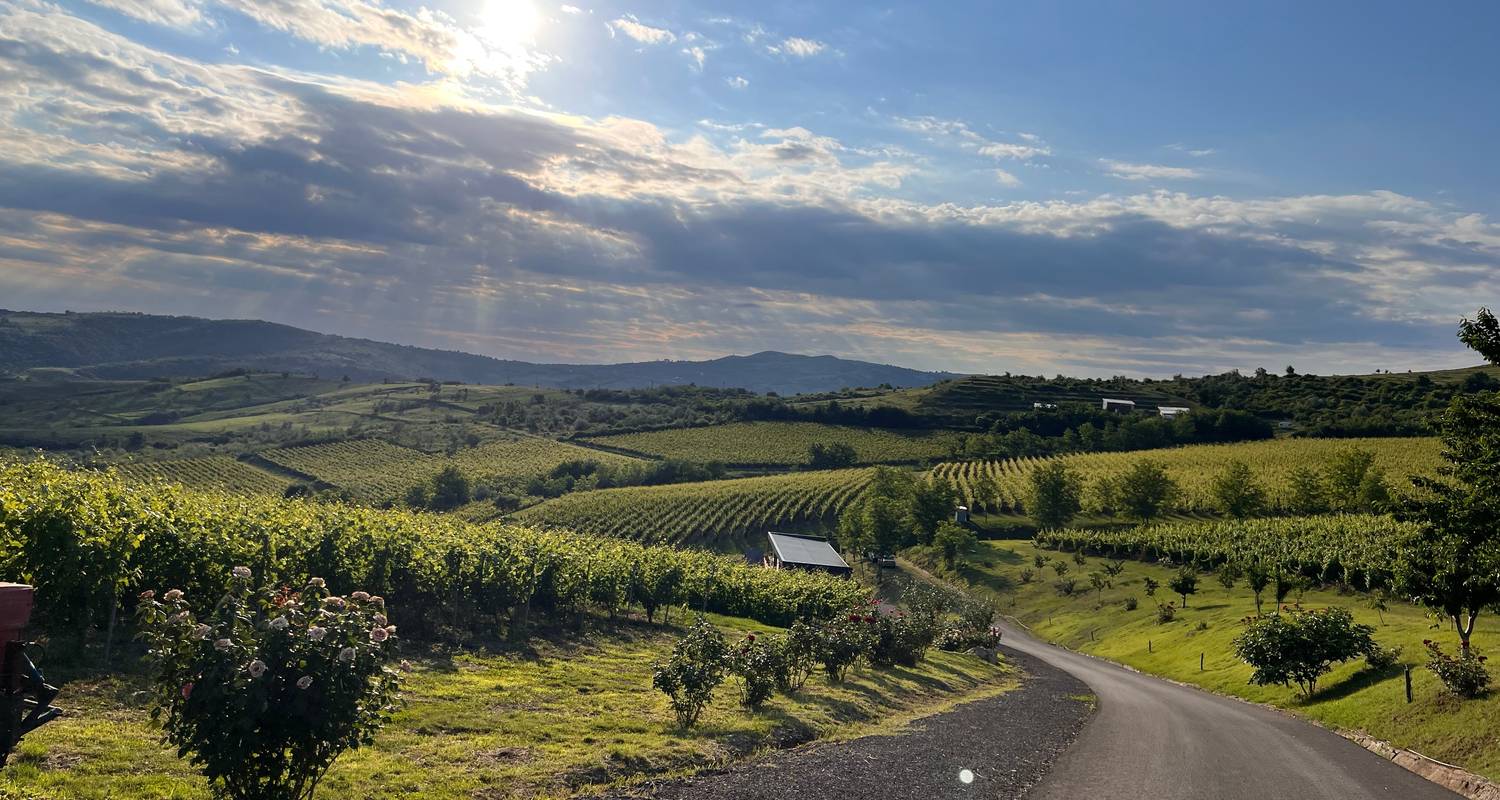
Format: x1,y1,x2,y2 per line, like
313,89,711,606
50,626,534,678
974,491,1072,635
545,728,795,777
2,614,1010,799
908,540,1500,779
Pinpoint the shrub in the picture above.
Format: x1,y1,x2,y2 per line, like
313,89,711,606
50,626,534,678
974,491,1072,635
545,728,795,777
1155,602,1177,624
776,620,820,692
1169,567,1199,607
1018,569,1035,585
870,613,937,668
652,618,729,726
1423,641,1490,698
726,633,783,709
1143,576,1160,597
818,614,878,682
1071,550,1087,566
1032,554,1047,569
135,569,402,800
936,623,1002,652
934,521,977,568
1123,596,1138,611
1232,607,1375,697
1054,578,1077,597
1364,643,1403,671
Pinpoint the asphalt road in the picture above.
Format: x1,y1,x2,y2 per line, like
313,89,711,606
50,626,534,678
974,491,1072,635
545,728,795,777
999,620,1463,800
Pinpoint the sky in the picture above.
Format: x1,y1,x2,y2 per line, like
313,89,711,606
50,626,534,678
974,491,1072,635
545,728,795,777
0,0,1497,377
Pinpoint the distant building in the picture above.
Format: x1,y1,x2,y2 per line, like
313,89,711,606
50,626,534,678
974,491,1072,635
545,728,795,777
1032,402,1058,410
1101,398,1136,413
764,532,852,577
1157,406,1191,419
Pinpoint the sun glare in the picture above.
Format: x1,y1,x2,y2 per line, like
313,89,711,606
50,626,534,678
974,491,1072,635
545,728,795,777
478,0,540,51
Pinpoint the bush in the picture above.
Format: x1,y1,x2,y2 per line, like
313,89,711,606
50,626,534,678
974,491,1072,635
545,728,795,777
936,623,1002,652
934,521,977,568
1364,643,1403,671
1054,578,1077,597
870,613,938,668
135,569,402,800
1155,601,1177,624
1143,577,1160,597
1423,640,1490,698
1123,596,1138,611
652,618,729,727
1018,569,1035,585
1232,607,1375,697
818,614,878,682
726,633,783,709
776,620,820,692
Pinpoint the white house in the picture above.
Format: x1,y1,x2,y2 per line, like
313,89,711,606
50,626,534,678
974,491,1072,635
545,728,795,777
1101,398,1136,413
1157,406,1191,419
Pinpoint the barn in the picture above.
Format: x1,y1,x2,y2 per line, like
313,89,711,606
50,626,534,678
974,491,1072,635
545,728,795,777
1101,398,1136,413
764,532,852,577
1157,406,1190,419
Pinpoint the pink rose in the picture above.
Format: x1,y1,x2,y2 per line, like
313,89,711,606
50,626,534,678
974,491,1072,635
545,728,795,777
370,627,390,643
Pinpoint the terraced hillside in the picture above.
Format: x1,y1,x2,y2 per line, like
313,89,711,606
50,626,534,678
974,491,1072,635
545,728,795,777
585,421,964,466
934,436,1444,514
514,467,876,546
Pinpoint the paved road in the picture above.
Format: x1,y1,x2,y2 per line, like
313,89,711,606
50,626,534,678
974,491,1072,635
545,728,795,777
999,620,1462,800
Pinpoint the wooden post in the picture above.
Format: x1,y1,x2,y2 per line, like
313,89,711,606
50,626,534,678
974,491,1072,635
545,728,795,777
1148,639,1152,653
1405,666,1413,703
1200,652,1204,671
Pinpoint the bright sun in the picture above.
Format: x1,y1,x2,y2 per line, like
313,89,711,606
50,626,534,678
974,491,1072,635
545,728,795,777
478,0,540,50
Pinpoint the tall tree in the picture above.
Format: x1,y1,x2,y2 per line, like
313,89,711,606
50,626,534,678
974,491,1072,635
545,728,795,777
1027,462,1083,530
1212,460,1266,518
1117,460,1179,523
911,477,958,545
1393,310,1500,652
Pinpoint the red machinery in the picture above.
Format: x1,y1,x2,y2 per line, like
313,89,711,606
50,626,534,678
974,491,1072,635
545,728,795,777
1,583,61,766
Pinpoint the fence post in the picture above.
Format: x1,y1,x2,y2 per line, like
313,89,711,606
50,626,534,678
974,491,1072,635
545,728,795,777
1200,652,1204,671
1148,639,1152,653
1405,666,1413,703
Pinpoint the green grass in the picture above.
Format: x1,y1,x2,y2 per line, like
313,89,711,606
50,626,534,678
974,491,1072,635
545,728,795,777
584,422,964,466
2,616,1010,799
909,541,1500,779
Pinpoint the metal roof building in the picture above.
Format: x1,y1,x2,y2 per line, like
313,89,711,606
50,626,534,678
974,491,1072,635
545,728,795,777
765,532,852,577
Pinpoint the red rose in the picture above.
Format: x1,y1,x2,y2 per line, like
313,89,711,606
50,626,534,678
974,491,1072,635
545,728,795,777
747,634,756,642
848,614,860,622
864,615,876,623
181,682,193,699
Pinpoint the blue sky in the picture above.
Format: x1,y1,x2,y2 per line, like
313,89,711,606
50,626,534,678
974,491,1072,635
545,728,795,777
0,0,1496,376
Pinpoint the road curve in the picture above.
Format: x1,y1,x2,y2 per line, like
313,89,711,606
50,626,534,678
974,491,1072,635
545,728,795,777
1000,621,1461,800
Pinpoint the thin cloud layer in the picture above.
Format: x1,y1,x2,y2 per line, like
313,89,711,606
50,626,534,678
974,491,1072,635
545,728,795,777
0,1,1495,376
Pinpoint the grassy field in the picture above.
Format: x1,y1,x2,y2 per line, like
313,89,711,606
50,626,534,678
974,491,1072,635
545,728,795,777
513,468,876,547
934,436,1444,513
907,540,1500,779
3,615,1010,800
584,421,965,466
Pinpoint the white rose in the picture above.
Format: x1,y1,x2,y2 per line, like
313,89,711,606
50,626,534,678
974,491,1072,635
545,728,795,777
270,617,290,631
214,638,233,651
232,566,252,579
351,591,370,602
369,627,389,643
308,577,326,589
193,624,212,640
338,647,356,663
296,676,314,690
373,614,387,627
163,589,184,602
307,627,327,642
247,660,267,678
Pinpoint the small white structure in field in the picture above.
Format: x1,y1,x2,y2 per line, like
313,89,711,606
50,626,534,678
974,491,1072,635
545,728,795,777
765,532,852,577
1032,402,1058,410
1157,406,1190,419
1101,398,1136,413
954,505,970,524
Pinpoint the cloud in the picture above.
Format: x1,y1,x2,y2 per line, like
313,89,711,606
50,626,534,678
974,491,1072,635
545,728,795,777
1167,143,1217,157
1100,159,1203,181
84,0,204,27
683,45,705,69
726,75,748,89
993,168,1021,187
0,2,1495,376
609,15,674,45
774,36,826,58
895,115,1050,162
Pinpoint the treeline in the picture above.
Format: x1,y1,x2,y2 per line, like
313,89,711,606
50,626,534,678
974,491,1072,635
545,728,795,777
956,407,1272,460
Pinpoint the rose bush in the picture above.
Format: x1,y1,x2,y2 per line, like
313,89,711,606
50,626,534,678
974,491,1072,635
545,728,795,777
726,633,783,709
652,618,729,727
136,568,403,800
1423,640,1490,698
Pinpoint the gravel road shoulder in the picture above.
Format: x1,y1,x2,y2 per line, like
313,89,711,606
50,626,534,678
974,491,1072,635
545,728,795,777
603,648,1093,800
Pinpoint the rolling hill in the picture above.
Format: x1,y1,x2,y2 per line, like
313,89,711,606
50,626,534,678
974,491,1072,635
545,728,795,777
0,309,956,395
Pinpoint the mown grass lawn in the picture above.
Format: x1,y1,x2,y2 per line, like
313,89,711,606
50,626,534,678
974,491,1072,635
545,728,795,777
1,614,1010,799
909,540,1500,780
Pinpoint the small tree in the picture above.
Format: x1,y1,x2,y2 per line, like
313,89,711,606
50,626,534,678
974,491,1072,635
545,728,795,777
1051,560,1070,578
1244,562,1270,615
1027,462,1083,529
1169,567,1198,608
1143,576,1160,597
1103,560,1126,579
933,521,977,569
1117,460,1179,523
1089,571,1110,603
136,570,402,800
1286,467,1327,515
912,479,959,545
427,465,471,511
1216,563,1239,590
1212,460,1266,519
652,618,729,727
808,442,858,470
1233,607,1376,697
1325,450,1388,513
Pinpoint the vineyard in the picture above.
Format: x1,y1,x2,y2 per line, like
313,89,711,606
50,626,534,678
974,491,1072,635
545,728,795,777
0,457,868,637
514,467,877,545
584,421,965,466
1034,515,1421,589
256,437,641,503
933,436,1444,513
112,456,291,496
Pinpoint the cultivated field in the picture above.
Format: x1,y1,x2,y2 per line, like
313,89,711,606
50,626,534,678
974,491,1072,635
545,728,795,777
514,467,877,545
112,455,291,496
934,436,1444,513
584,421,964,465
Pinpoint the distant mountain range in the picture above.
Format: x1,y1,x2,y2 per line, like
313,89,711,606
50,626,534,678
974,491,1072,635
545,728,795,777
0,310,957,395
